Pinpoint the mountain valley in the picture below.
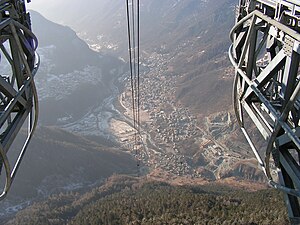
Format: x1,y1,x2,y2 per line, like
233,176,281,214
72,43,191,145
28,0,268,192
0,0,284,222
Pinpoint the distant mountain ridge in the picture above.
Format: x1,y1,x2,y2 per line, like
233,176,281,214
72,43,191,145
31,10,100,74
30,0,235,115
75,0,235,115
30,11,126,125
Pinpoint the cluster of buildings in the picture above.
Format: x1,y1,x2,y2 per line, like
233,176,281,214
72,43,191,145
119,50,244,180
121,51,204,177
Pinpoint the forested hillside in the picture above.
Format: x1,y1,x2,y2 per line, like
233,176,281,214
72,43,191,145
5,175,288,225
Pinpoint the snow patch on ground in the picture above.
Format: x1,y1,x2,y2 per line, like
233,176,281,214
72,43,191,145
36,65,102,101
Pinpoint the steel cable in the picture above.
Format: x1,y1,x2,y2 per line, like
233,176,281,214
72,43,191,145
126,0,141,176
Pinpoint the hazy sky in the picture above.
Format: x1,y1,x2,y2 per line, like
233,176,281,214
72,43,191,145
27,1,61,22
27,0,54,11
26,0,108,26
26,0,81,26
27,0,103,12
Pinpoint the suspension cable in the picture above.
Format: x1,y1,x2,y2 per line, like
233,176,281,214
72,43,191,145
137,0,140,128
126,0,136,129
126,0,141,176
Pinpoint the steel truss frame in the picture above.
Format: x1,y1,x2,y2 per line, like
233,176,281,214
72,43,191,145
0,0,39,199
230,0,300,223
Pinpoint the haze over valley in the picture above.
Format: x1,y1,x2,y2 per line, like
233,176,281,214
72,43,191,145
29,0,265,185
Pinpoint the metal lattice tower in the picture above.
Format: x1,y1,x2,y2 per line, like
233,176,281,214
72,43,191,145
230,0,300,223
0,0,39,200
